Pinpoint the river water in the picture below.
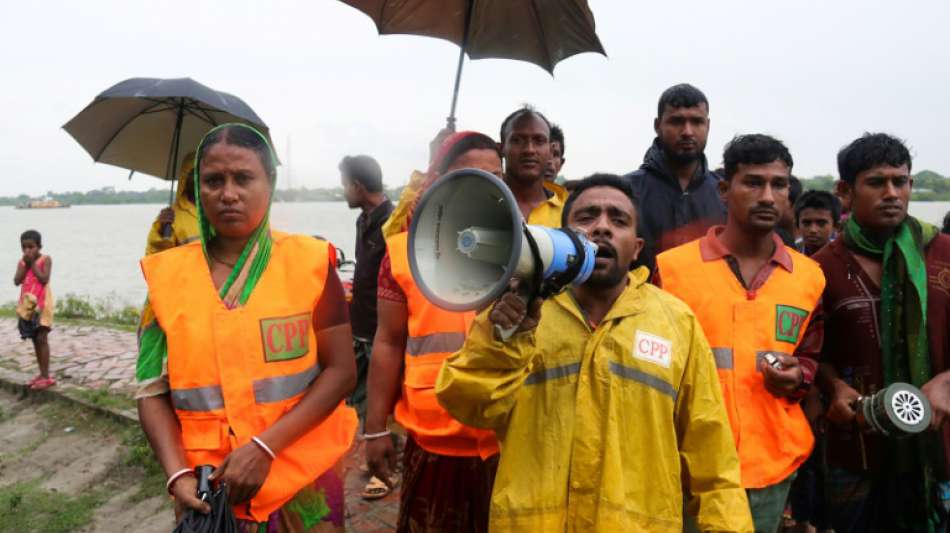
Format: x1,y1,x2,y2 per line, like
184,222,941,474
1,201,948,307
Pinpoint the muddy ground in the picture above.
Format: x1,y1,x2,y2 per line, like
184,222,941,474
0,388,174,532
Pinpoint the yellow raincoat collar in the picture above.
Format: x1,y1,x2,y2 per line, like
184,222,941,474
554,266,651,326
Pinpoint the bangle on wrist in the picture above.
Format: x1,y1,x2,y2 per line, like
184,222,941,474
361,429,392,441
166,468,194,494
251,436,277,460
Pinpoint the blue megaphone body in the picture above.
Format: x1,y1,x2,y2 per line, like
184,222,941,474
408,168,597,312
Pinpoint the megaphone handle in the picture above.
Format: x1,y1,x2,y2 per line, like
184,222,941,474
492,285,536,343
494,323,519,342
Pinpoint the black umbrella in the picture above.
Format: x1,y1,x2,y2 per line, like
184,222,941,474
340,0,606,129
63,77,271,235
172,466,237,533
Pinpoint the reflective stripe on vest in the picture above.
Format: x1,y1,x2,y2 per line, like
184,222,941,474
711,347,734,369
253,364,321,404
609,361,678,401
407,332,466,356
172,384,225,412
172,364,322,411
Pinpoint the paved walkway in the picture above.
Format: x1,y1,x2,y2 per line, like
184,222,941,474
0,317,400,531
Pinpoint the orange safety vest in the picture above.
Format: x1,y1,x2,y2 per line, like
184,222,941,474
141,232,357,521
656,239,824,488
387,231,500,459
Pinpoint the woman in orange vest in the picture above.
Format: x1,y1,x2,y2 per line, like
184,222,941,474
136,123,357,532
364,132,504,532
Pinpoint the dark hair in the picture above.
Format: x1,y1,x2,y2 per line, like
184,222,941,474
550,124,565,157
499,105,551,143
20,229,41,246
789,175,803,205
438,133,501,175
197,124,277,181
837,132,912,185
657,83,708,118
794,190,841,226
562,173,639,226
339,155,383,193
723,134,794,180
942,210,950,235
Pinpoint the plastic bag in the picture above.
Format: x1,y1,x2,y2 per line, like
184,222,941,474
172,466,237,533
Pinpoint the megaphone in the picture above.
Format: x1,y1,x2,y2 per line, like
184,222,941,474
408,168,597,313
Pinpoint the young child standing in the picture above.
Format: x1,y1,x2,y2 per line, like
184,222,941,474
14,229,55,390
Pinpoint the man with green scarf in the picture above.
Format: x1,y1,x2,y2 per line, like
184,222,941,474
815,133,950,532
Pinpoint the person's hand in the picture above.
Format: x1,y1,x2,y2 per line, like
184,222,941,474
922,372,950,430
210,442,273,505
489,281,543,335
171,474,211,522
366,434,398,488
428,127,455,165
759,354,803,398
826,378,861,425
158,208,176,226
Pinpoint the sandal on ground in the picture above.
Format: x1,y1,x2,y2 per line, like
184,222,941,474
30,377,56,390
27,375,42,386
360,475,396,500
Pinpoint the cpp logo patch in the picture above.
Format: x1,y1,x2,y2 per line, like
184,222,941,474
775,305,809,344
260,313,310,362
633,330,672,368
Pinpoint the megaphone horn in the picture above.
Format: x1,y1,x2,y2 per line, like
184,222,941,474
408,168,597,313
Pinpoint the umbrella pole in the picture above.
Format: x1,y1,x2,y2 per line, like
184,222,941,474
161,101,185,238
446,0,475,131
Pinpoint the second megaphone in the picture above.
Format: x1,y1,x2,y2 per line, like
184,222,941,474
408,168,597,312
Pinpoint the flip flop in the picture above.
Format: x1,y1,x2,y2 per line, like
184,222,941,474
30,377,56,390
27,375,42,386
360,475,396,500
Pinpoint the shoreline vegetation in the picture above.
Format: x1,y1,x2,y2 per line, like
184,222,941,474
3,171,950,205
0,294,139,331
0,184,406,207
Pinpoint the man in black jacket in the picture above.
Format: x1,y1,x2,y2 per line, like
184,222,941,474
626,83,726,272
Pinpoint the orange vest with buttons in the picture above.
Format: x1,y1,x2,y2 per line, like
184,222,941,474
656,238,824,488
141,232,357,521
387,231,499,458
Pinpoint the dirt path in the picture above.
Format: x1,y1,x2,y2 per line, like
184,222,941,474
0,390,173,532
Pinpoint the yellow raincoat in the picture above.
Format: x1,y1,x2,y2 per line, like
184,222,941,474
144,153,200,255
436,268,753,532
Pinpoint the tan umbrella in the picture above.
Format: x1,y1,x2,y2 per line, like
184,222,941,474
340,0,606,128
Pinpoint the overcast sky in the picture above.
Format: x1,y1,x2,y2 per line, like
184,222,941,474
1,0,948,196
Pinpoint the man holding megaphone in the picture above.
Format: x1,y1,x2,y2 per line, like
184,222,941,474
364,128,573,532
435,175,753,532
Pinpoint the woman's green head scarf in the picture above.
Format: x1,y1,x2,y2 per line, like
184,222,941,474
193,123,278,307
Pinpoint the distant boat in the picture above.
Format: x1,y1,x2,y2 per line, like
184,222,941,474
16,198,70,209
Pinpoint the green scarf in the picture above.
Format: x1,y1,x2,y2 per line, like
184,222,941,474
194,123,276,308
842,215,940,530
842,216,937,387
136,123,277,389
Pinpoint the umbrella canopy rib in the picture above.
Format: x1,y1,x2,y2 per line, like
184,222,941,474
529,0,553,73
93,99,167,161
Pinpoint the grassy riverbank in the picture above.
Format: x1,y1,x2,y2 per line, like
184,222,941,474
1,295,139,332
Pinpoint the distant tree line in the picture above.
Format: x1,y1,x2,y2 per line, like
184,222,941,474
0,184,406,206
1,172,946,206
799,170,950,201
